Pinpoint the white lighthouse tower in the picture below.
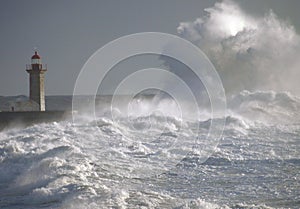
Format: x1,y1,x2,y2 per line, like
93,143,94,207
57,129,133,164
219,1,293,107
26,51,47,111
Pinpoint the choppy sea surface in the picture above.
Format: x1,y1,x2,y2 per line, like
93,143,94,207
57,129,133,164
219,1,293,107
0,91,299,208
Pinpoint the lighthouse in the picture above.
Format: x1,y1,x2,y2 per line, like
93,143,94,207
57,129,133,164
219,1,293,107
26,51,47,111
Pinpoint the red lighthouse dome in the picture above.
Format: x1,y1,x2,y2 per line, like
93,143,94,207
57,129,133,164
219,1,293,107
31,51,41,64
31,51,41,59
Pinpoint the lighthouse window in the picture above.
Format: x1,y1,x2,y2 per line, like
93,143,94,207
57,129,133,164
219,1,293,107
32,59,41,64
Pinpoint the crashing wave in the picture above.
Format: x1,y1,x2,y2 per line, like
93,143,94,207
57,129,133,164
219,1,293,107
228,90,300,124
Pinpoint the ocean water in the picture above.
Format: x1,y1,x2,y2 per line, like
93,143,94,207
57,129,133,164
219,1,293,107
0,91,299,209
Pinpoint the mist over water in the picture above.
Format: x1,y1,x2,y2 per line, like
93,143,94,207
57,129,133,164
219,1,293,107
178,0,300,95
1,92,300,208
1,0,300,208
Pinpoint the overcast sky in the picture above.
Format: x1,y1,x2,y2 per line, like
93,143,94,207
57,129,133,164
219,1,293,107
1,0,300,96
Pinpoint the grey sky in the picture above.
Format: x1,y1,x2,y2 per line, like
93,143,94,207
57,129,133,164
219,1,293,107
0,0,299,96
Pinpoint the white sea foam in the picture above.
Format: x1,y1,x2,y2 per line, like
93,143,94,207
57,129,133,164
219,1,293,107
0,90,299,208
1,0,300,206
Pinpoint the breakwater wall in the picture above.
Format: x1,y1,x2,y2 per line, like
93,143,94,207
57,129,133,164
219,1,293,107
0,111,69,131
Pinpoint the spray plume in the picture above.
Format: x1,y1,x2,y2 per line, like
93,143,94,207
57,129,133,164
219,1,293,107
177,0,300,95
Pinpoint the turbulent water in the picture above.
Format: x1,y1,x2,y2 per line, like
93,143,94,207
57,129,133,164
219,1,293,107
0,91,299,209
2,1,299,208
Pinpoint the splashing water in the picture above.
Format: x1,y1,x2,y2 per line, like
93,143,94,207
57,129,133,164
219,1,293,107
177,0,300,95
1,0,300,207
0,90,299,208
